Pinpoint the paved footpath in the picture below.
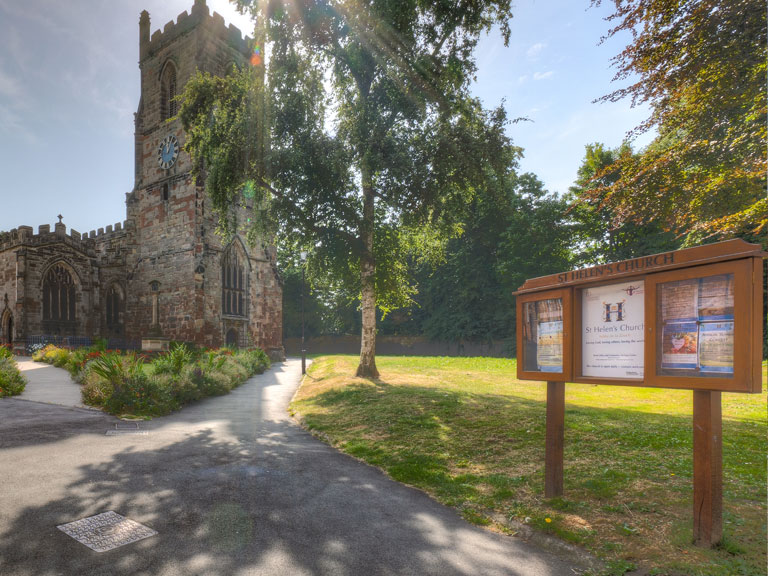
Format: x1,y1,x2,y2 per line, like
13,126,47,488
0,359,584,576
15,356,88,408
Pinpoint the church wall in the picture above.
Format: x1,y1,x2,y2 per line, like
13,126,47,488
124,180,200,341
4,226,96,338
0,1,283,356
92,225,130,338
0,247,18,343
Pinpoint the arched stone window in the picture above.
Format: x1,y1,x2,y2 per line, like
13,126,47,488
105,284,124,332
1,310,13,347
160,61,178,120
222,242,248,317
42,264,76,325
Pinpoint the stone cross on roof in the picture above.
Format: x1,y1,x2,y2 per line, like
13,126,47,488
57,214,63,224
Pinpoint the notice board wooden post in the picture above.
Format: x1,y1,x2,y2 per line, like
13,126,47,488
545,381,565,498
693,390,723,546
514,239,765,549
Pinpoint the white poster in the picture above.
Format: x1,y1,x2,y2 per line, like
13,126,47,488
582,281,645,379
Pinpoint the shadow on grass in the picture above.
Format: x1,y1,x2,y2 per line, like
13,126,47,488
295,380,767,574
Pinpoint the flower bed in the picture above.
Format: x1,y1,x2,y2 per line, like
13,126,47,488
0,345,26,397
33,343,270,417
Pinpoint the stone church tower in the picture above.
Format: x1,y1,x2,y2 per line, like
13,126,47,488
0,0,283,357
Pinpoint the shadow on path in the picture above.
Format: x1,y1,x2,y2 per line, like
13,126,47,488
0,360,579,576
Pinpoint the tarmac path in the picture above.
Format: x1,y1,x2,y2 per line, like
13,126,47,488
0,359,584,576
15,356,88,408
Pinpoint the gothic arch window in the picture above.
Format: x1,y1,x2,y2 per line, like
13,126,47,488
105,283,124,332
160,61,178,120
222,242,248,317
42,263,77,325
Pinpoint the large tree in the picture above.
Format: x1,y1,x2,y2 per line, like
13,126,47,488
589,0,766,243
419,172,572,345
568,142,680,264
181,0,516,377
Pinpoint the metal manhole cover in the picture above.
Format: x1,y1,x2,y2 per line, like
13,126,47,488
106,422,149,436
57,511,157,552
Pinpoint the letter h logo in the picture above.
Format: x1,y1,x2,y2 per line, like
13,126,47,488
603,301,625,322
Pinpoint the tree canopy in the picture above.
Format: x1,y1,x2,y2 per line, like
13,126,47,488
588,0,766,244
568,142,680,264
181,0,518,376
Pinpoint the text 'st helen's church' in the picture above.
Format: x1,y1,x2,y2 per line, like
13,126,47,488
0,0,283,358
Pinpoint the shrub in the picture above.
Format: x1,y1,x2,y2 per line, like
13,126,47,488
88,351,130,385
169,371,203,404
105,371,177,416
81,373,114,407
181,363,230,397
152,343,192,377
0,356,26,397
0,345,13,360
235,348,270,375
32,344,58,362
51,347,71,368
77,345,272,417
219,358,249,386
91,338,108,352
66,348,90,378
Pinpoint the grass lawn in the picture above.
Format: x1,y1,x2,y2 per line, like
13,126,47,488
290,355,767,576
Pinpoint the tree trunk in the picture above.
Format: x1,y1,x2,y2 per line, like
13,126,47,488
356,166,379,379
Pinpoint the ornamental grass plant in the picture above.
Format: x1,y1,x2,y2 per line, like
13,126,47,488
33,343,270,417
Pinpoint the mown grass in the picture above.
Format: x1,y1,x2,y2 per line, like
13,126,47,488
291,355,767,576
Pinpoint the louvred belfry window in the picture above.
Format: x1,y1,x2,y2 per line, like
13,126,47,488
161,61,178,120
42,264,76,324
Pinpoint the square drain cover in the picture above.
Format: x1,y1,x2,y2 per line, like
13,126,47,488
107,423,149,436
57,511,157,552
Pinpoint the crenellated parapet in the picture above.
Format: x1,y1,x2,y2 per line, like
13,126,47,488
0,223,96,256
140,0,250,62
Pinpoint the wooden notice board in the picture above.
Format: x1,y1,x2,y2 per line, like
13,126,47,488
514,239,766,547
515,239,764,393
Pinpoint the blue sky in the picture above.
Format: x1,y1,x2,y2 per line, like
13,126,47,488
0,0,652,234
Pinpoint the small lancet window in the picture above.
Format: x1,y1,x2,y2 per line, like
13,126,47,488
106,285,123,329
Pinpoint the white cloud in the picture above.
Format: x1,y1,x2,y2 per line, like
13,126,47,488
526,42,546,60
533,71,554,80
517,74,529,85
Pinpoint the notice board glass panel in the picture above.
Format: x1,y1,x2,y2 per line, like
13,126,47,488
656,273,735,378
522,298,564,373
581,280,645,379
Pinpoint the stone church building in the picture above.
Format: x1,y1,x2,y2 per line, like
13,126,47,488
0,0,283,358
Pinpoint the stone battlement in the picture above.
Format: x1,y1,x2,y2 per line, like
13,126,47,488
0,223,91,255
140,0,250,61
0,219,135,254
87,220,134,241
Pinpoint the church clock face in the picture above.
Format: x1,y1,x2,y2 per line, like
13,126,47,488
157,134,179,169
